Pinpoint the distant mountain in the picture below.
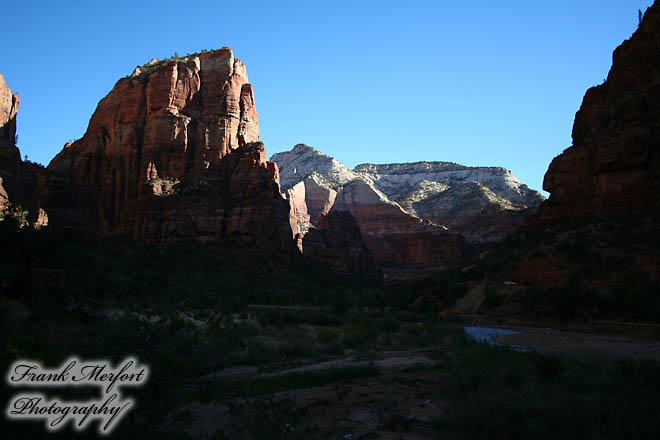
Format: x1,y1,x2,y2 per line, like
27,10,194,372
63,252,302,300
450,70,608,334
271,144,545,245
355,161,545,243
271,144,358,190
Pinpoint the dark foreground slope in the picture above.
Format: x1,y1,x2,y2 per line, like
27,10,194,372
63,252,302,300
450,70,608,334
1,221,659,439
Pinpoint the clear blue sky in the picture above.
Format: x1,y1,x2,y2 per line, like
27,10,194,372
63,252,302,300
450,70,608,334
3,0,654,194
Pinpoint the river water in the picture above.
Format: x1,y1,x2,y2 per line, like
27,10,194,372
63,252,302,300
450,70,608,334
463,326,520,346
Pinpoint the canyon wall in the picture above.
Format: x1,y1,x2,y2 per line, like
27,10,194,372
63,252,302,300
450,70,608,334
536,4,660,223
513,3,660,287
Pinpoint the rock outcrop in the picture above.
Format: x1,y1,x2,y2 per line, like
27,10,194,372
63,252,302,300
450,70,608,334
331,179,469,280
283,173,338,237
0,73,48,228
0,73,20,169
45,48,295,253
286,180,311,236
509,2,660,289
536,3,660,223
300,174,337,224
271,144,356,190
303,211,381,280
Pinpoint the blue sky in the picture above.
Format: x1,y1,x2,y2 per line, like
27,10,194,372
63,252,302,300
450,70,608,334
2,0,654,194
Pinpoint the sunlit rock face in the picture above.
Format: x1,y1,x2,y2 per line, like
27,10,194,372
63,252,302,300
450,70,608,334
271,143,542,278
273,145,545,245
45,48,295,253
355,162,545,244
0,73,48,228
0,73,18,215
271,144,357,191
0,73,20,169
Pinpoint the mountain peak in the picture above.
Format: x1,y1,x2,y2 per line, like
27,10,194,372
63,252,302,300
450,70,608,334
270,144,357,190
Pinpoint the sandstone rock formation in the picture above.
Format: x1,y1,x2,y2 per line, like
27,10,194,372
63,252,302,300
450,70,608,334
283,173,338,237
286,180,311,236
509,2,660,289
0,73,20,169
271,144,356,190
271,143,542,278
272,145,544,245
0,73,48,228
331,179,468,279
0,72,20,213
274,145,346,240
301,174,337,225
45,48,295,253
536,3,660,223
303,211,381,280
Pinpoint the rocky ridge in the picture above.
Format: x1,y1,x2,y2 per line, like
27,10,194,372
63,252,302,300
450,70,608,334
271,144,357,190
271,144,545,246
354,162,543,209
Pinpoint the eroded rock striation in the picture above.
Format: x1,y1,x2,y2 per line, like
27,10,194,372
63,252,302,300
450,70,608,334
45,48,295,253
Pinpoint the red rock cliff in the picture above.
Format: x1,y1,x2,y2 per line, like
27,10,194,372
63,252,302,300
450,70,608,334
537,3,660,222
0,73,19,214
0,73,48,227
46,48,294,252
0,73,20,169
513,3,660,288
